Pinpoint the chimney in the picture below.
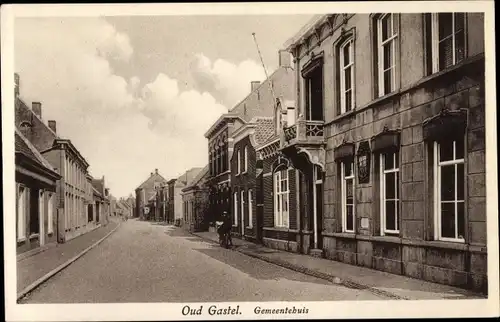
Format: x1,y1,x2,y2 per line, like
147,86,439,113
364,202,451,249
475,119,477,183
14,73,20,98
278,49,291,68
151,172,154,177
48,120,57,133
251,81,260,92
155,168,158,175
32,102,42,119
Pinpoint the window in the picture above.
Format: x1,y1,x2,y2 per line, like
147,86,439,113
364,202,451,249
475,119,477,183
17,186,26,241
244,146,248,173
237,150,241,174
304,64,324,121
376,13,398,97
433,140,465,242
429,13,466,73
233,192,238,226
339,38,354,113
274,168,289,227
248,189,253,228
341,161,355,233
241,190,245,228
380,152,400,235
287,107,296,126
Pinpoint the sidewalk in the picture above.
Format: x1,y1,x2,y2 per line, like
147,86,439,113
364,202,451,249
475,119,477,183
192,231,486,301
17,220,120,295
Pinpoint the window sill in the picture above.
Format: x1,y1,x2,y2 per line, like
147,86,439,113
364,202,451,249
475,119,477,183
263,227,296,232
29,233,39,240
246,226,253,229
331,232,356,239
17,237,27,243
331,108,357,123
371,235,402,244
401,239,468,251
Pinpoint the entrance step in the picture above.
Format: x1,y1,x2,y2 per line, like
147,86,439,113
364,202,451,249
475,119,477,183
309,248,324,258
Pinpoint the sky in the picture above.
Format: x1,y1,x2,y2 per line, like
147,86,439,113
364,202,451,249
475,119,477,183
14,14,314,198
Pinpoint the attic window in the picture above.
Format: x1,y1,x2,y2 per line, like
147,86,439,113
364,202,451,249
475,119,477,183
20,121,32,129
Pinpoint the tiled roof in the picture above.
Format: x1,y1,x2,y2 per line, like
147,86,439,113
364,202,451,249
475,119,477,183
15,128,56,172
253,117,275,146
183,164,209,190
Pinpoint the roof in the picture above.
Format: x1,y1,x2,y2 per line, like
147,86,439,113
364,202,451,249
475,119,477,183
176,167,203,186
182,164,209,191
253,117,275,146
92,179,104,194
204,113,244,138
92,186,103,197
136,171,168,190
15,128,57,172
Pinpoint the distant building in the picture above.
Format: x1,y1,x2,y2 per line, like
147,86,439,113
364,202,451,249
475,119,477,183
135,169,168,220
181,165,210,232
15,128,61,255
166,179,177,224
173,168,203,225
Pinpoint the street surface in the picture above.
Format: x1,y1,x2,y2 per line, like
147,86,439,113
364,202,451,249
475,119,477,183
20,219,384,303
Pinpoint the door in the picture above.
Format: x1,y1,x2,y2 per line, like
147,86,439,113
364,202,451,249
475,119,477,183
312,165,324,249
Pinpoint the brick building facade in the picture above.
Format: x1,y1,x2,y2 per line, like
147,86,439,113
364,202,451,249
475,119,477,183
206,50,296,229
280,13,486,292
230,117,274,242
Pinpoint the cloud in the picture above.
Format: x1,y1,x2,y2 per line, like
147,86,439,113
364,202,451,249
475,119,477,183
189,53,270,107
14,17,228,198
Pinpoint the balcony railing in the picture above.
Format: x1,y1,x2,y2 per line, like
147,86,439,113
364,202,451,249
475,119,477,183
282,119,325,145
305,120,324,137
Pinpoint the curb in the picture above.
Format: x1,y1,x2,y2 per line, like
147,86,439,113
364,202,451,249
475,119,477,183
190,232,409,301
17,222,122,302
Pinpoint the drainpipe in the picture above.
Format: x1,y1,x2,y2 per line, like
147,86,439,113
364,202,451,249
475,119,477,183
312,166,318,249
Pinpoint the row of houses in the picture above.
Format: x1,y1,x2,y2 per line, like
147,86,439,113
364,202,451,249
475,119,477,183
178,13,487,294
133,168,204,226
14,74,114,257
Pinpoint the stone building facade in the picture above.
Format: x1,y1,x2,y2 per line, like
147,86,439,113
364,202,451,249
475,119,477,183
281,13,486,292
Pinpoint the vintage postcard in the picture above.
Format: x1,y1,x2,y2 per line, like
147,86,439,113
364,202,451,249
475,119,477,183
2,1,499,321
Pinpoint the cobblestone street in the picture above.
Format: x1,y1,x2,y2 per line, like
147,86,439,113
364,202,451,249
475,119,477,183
19,219,384,303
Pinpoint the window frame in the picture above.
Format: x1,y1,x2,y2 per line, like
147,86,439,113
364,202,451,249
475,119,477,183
248,189,253,228
430,12,467,73
237,150,241,175
339,37,355,114
240,190,245,228
273,167,290,228
233,191,238,226
376,13,399,97
433,140,466,243
244,146,248,173
341,160,355,233
379,152,400,236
